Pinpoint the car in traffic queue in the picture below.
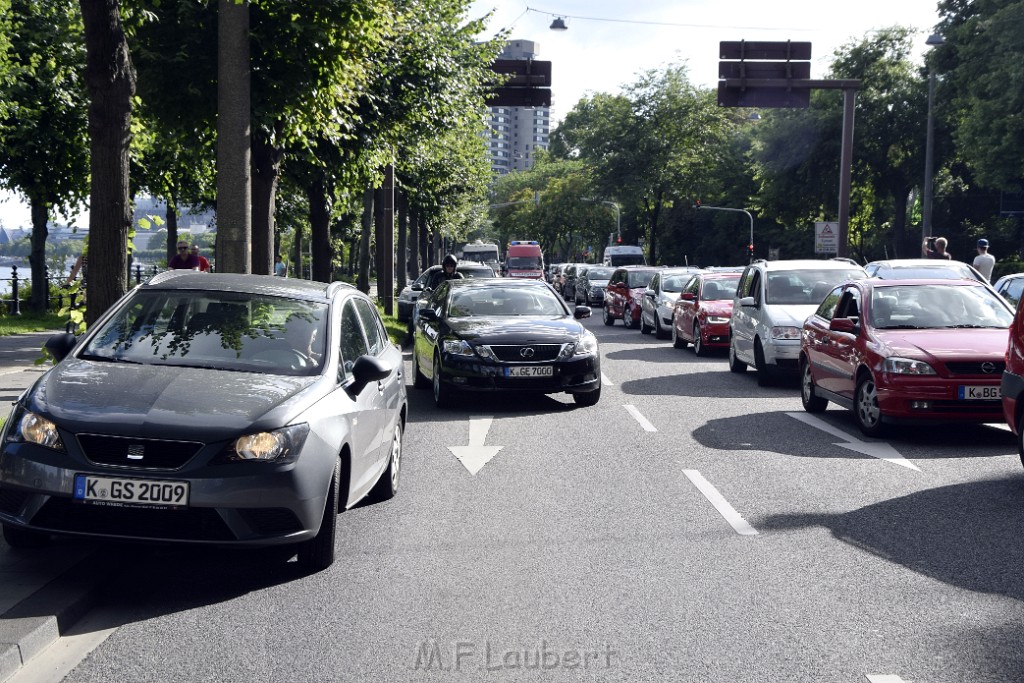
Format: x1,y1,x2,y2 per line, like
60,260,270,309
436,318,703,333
864,258,997,294
730,259,868,386
602,265,664,329
671,271,742,355
396,262,495,323
640,267,703,339
801,278,1013,436
0,272,408,573
411,278,601,408
993,272,1024,309
559,263,589,302
573,265,615,306
999,280,1024,464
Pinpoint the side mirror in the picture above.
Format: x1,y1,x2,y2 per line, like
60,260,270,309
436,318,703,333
680,292,695,301
44,332,77,362
829,317,858,334
574,305,592,319
644,290,655,298
411,283,423,292
347,355,391,396
418,307,437,322
739,296,757,307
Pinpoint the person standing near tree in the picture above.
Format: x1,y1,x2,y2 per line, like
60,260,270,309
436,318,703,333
923,236,952,260
191,244,211,272
168,240,201,269
274,253,287,277
973,238,995,281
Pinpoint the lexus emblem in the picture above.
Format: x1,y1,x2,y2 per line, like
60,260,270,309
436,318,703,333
519,347,536,359
127,444,145,461
981,361,996,374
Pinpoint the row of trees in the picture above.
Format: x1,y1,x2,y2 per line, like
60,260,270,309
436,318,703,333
486,6,1024,276
0,0,504,320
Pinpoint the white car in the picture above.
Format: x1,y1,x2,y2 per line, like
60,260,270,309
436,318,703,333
729,259,867,385
640,267,702,339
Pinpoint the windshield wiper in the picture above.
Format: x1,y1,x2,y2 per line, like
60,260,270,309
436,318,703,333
877,324,925,329
78,353,142,364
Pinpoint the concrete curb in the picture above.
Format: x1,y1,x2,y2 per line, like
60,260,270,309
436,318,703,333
0,551,112,682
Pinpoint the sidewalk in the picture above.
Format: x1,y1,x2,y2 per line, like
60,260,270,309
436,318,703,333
0,330,112,682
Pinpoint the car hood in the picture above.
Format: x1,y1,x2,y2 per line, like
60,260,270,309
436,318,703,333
27,359,319,439
446,317,584,344
701,301,734,317
875,328,1009,362
763,304,819,328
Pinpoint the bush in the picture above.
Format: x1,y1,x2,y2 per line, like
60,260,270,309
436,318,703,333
993,256,1024,282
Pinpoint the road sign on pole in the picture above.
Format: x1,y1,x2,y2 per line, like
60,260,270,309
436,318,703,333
487,59,553,107
815,222,839,254
717,41,812,109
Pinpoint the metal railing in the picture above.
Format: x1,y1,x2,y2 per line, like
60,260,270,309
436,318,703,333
1,263,167,316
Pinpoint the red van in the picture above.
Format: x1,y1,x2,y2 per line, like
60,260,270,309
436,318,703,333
505,241,545,280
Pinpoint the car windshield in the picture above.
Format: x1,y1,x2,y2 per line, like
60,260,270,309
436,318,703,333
879,264,979,281
459,266,495,278
702,278,739,300
766,269,864,305
586,267,614,281
448,287,567,317
81,290,328,376
662,274,692,292
609,254,645,266
869,284,1013,329
627,271,657,288
507,256,543,269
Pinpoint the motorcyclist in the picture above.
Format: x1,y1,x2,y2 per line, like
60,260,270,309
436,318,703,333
440,253,463,282
412,255,464,329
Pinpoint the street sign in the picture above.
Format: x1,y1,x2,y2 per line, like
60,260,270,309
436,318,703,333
717,83,810,108
815,222,839,253
719,41,812,61
490,59,552,87
718,61,811,80
485,88,552,107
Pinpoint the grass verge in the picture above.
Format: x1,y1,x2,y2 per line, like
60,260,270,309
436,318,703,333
0,312,67,336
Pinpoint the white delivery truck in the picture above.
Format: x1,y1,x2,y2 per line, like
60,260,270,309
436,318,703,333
602,245,646,267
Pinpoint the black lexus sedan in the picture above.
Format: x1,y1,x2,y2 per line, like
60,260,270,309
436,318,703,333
0,272,407,573
411,278,601,408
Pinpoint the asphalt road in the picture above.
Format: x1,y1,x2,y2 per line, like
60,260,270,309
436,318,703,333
14,314,1024,682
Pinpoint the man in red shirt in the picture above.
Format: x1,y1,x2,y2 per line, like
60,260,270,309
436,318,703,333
191,244,211,272
168,240,200,269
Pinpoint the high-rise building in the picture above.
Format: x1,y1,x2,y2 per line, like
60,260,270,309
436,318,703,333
487,39,551,175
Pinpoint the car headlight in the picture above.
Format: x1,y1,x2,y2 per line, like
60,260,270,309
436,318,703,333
4,406,65,452
568,331,598,357
443,339,477,357
770,326,801,340
708,316,730,324
225,423,310,463
883,357,937,375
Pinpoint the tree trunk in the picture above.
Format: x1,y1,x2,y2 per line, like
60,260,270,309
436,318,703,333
293,228,303,279
251,128,281,276
357,187,372,294
397,191,408,291
165,201,178,264
79,0,135,326
374,185,385,294
27,201,49,313
307,176,332,282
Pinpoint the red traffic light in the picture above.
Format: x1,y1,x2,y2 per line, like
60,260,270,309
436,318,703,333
616,235,622,244
747,243,755,254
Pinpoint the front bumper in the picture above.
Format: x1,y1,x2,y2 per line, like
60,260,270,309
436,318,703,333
438,353,601,396
0,436,332,546
762,338,801,370
699,321,732,348
876,376,1004,423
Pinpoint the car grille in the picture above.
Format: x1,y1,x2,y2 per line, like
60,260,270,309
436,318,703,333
0,487,31,516
927,400,1003,413
944,361,1005,376
77,434,205,471
484,344,565,362
30,497,235,541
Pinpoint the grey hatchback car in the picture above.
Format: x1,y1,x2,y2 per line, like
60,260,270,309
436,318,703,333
0,272,407,573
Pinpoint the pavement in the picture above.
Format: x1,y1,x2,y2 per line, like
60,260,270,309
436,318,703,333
0,330,113,682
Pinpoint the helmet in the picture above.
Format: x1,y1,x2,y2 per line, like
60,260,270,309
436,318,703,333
442,254,458,268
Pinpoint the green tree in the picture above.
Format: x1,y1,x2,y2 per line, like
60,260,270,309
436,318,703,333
0,0,90,313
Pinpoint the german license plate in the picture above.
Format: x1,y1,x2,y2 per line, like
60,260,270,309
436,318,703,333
505,365,553,377
958,385,1000,400
73,474,189,508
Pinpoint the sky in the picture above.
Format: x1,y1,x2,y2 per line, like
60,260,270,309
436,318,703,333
0,0,943,230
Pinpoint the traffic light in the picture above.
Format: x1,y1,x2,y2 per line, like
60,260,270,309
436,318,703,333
617,235,622,244
693,198,701,209
747,243,755,257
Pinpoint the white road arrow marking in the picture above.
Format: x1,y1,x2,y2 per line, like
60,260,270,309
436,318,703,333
786,412,920,471
448,416,504,475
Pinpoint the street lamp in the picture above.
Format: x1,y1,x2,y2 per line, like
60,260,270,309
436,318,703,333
922,33,945,249
550,17,568,31
695,203,755,262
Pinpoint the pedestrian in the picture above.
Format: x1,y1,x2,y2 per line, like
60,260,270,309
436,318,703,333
973,238,996,281
191,244,211,272
274,253,287,277
923,236,952,260
168,240,201,269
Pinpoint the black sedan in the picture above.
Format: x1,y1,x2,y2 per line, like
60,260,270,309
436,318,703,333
412,279,601,408
0,272,407,573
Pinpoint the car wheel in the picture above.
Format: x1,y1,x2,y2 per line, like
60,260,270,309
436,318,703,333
672,318,688,349
654,314,668,340
639,310,653,335
623,304,637,329
693,322,710,357
369,419,403,502
574,385,601,407
297,457,339,573
413,351,429,389
2,524,49,549
854,373,886,437
728,341,747,373
433,353,455,408
754,339,774,386
603,304,615,326
800,358,828,413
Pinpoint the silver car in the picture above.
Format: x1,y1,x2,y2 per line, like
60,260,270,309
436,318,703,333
0,272,407,573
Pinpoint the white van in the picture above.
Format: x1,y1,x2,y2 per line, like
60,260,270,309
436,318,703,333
602,245,646,267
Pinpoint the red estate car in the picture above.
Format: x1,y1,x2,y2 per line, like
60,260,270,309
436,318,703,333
602,266,663,329
800,278,1013,436
1001,289,1024,463
672,272,741,356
